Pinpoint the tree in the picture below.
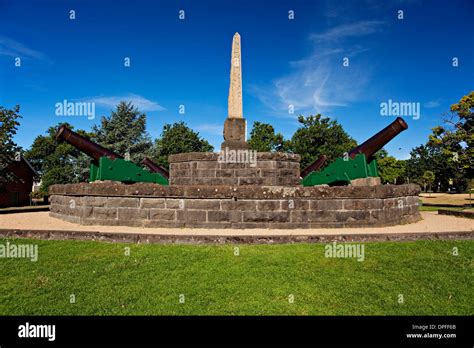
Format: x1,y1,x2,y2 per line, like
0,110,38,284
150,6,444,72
0,105,22,182
24,123,92,194
290,114,356,169
93,102,153,164
248,121,288,152
405,92,472,192
422,170,435,194
428,91,473,179
405,143,465,191
377,156,406,184
154,121,214,169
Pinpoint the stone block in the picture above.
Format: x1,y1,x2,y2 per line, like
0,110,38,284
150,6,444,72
84,196,108,207
257,161,276,169
118,208,149,220
242,211,288,222
221,200,257,211
287,162,300,170
208,211,242,223
82,206,93,218
177,210,207,223
185,200,221,210
215,169,234,177
310,200,343,210
235,169,258,177
93,207,117,219
220,162,246,169
149,209,176,221
197,161,219,169
107,197,139,208
140,198,165,209
257,200,281,211
173,170,191,177
278,169,297,176
336,210,370,222
196,178,223,185
343,199,383,210
238,177,265,185
197,169,218,178
165,199,184,209
261,170,276,178
281,199,309,210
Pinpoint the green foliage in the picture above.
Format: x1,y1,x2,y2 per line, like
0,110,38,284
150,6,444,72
0,238,472,315
377,156,406,184
405,143,466,191
374,148,388,160
24,123,92,193
0,105,22,182
248,121,287,152
30,191,46,199
290,114,356,169
422,170,436,191
405,92,472,192
428,91,473,179
153,121,214,168
93,101,153,163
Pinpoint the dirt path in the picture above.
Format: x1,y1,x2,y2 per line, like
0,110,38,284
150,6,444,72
420,193,473,206
0,211,472,236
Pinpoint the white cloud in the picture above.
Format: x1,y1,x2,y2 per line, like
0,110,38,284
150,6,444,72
0,35,48,61
85,94,165,112
310,21,385,42
249,21,384,116
424,100,441,108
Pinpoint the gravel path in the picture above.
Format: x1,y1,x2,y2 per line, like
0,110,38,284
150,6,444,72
0,211,472,236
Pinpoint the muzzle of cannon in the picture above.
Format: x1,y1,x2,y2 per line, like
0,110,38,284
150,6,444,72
302,117,408,186
348,117,408,160
56,125,168,185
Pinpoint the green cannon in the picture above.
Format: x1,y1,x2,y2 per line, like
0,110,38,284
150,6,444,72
302,117,408,186
56,125,169,185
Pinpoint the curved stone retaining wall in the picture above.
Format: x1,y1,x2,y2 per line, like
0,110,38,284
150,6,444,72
49,182,421,229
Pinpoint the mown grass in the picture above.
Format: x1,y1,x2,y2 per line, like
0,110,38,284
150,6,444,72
0,238,472,315
419,205,472,211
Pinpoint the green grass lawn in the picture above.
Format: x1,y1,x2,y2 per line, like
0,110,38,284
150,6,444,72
0,238,472,315
419,205,473,212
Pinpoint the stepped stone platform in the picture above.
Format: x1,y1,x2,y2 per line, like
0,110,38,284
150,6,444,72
49,182,421,229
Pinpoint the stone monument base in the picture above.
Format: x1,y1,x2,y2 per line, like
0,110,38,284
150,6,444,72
168,152,301,186
222,118,247,150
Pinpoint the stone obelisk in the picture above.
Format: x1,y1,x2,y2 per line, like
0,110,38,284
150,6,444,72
222,32,248,150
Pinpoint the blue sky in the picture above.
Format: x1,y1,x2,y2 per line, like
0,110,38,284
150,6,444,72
1,0,473,159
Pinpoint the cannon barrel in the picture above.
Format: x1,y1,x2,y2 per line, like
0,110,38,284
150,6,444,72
56,125,122,161
301,155,327,178
348,117,408,160
142,157,170,179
